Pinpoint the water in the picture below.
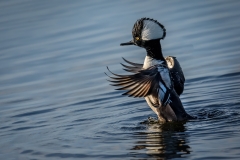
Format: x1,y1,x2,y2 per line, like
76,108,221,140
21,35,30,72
1,0,240,159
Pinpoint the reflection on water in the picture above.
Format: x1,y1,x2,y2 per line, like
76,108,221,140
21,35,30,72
1,0,240,159
131,121,190,159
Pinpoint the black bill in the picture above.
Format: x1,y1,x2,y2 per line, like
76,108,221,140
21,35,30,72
120,40,134,46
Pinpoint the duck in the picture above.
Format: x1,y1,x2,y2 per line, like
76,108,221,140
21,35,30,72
106,18,193,122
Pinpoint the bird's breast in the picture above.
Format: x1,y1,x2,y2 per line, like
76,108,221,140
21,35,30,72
143,56,164,69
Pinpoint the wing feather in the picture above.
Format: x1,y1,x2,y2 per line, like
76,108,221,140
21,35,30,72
123,68,138,73
123,79,151,97
107,65,160,98
120,63,139,70
121,58,143,73
122,57,143,68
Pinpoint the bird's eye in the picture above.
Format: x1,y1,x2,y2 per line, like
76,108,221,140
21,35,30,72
135,37,140,41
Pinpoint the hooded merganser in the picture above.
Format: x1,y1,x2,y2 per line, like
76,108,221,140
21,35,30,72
106,18,193,122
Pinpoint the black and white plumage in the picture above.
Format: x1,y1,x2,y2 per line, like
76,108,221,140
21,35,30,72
107,58,172,107
106,18,193,122
165,56,185,95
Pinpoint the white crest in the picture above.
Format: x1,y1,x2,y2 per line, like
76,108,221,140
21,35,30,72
141,20,164,40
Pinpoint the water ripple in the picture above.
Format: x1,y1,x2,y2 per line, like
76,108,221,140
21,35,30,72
1,0,240,160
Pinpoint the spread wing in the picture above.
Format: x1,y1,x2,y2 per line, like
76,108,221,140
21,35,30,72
106,63,172,106
106,66,160,98
120,56,185,95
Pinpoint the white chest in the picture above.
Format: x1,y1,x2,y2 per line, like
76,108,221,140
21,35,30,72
143,56,172,89
143,56,163,69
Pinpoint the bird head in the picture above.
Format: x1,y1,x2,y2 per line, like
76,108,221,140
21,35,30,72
120,18,166,48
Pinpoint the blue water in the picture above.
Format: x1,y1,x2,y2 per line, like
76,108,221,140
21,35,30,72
1,0,240,159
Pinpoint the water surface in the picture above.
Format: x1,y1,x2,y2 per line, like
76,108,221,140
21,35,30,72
1,1,240,159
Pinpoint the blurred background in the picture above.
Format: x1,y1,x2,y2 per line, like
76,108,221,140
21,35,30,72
1,0,240,159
